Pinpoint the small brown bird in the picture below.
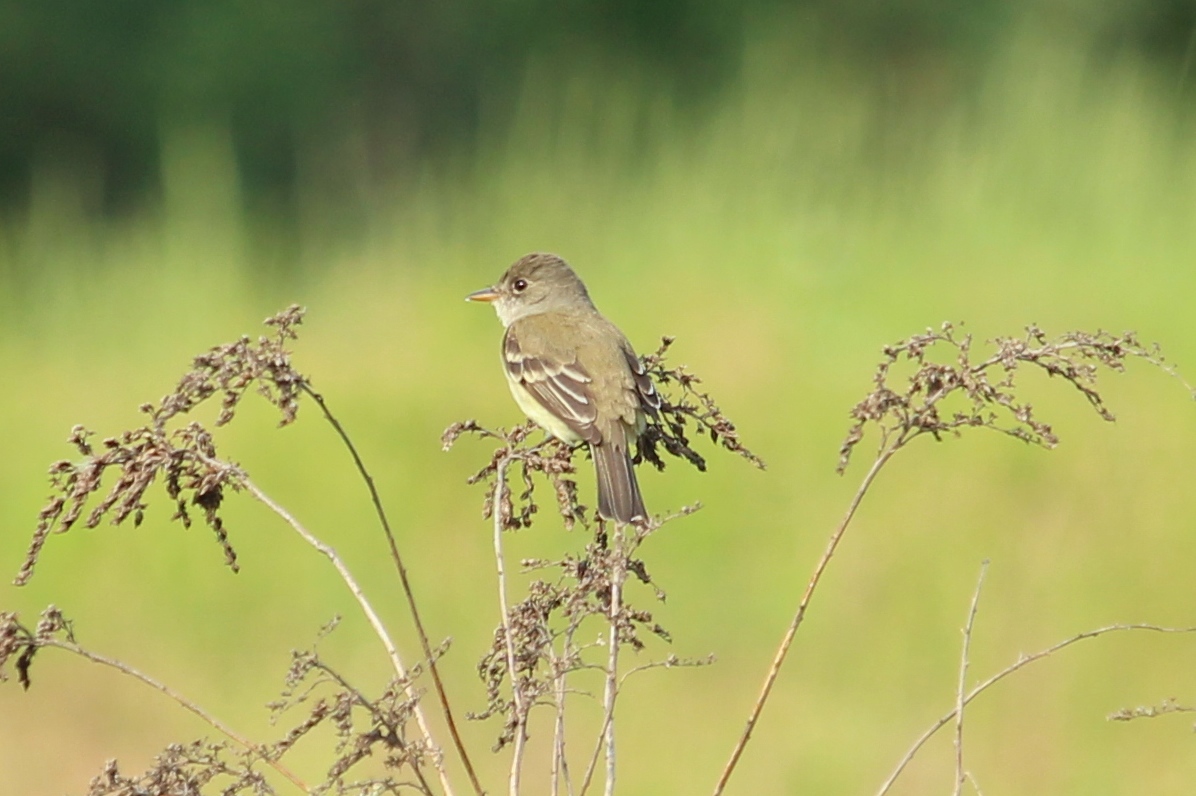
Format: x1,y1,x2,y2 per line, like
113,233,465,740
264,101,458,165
467,253,660,524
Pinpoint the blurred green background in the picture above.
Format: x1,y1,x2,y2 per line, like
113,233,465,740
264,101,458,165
3,1,1196,793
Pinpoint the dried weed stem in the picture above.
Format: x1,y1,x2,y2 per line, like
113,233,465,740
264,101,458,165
715,323,1188,795
602,522,625,796
550,632,575,796
711,447,893,795
448,335,744,796
11,307,459,794
0,607,308,792
492,460,529,796
237,472,454,795
876,623,1196,795
51,627,306,790
305,384,481,795
954,561,988,796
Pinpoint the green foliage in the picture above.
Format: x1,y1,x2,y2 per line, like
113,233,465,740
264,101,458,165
4,1,1196,218
2,26,1196,795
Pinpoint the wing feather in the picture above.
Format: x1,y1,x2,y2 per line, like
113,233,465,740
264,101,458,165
622,345,661,418
504,327,601,443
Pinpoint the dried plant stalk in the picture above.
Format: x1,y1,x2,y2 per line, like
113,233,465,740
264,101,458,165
10,306,463,796
305,385,483,795
16,305,308,586
714,323,1191,796
877,623,1196,795
0,606,308,793
447,337,740,794
954,561,988,796
236,470,453,795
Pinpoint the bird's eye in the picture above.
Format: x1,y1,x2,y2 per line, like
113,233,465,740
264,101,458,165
512,278,529,293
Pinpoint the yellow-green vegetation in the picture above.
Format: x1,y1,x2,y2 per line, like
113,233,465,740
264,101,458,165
3,30,1196,795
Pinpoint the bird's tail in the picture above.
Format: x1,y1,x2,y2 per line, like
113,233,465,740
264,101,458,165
593,436,647,525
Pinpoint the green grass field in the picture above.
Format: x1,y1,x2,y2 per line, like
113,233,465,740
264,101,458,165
3,30,1196,794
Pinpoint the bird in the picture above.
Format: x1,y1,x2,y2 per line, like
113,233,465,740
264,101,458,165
467,252,660,524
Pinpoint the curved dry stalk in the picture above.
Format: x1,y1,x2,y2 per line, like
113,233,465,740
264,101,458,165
716,324,1189,795
239,473,455,796
954,561,988,796
492,459,529,796
712,444,897,795
41,638,308,792
578,697,611,796
877,623,1196,795
304,385,483,796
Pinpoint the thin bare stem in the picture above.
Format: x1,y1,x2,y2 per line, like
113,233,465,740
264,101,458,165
579,692,613,796
877,623,1196,795
618,655,710,686
40,638,309,792
304,385,482,796
551,629,576,796
712,443,898,795
551,667,565,796
954,561,988,796
581,652,711,796
493,460,527,796
603,523,625,796
240,473,454,796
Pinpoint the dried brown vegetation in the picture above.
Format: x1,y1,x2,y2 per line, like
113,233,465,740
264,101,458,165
15,305,307,587
712,322,1194,795
441,334,758,795
4,313,1193,796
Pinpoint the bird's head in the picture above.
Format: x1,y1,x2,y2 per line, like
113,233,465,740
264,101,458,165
466,252,595,326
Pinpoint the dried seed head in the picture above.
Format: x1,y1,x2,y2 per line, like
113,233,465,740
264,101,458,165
838,324,1185,474
16,307,312,585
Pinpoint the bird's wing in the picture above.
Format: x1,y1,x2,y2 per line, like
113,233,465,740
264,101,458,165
621,344,661,419
504,326,602,444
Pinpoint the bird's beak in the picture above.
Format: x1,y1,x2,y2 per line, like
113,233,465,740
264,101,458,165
466,286,500,303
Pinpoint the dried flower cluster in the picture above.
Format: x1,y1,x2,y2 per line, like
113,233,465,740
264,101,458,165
15,306,310,586
715,323,1192,796
638,336,766,473
0,605,71,689
265,621,435,793
86,743,272,796
8,306,471,796
468,540,687,752
837,323,1184,473
150,304,307,431
442,421,585,530
444,337,742,762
